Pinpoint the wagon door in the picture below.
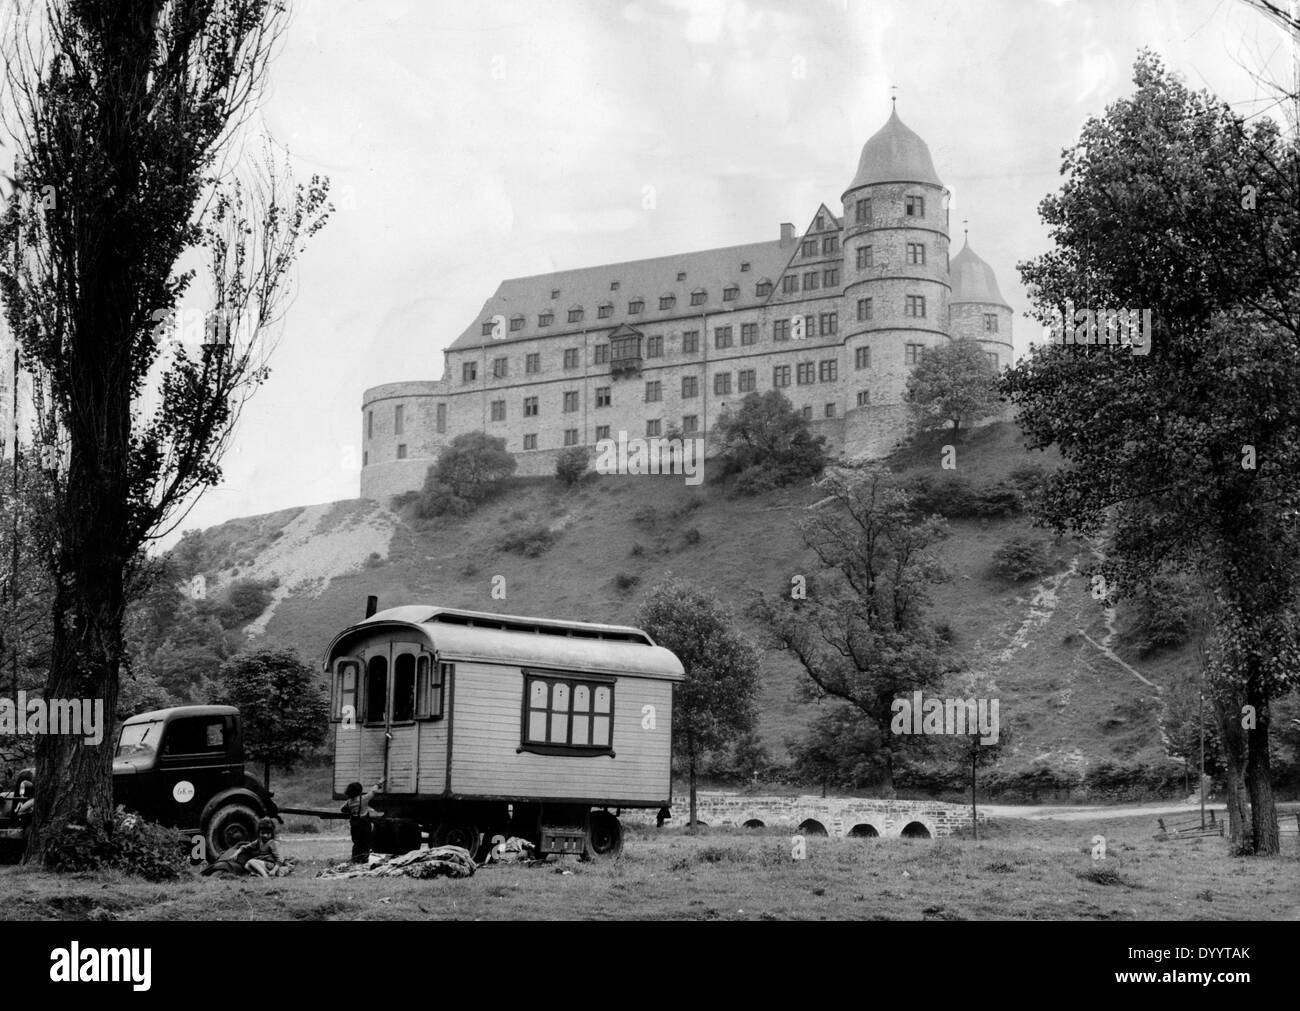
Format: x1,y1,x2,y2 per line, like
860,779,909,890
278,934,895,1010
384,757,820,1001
384,642,420,793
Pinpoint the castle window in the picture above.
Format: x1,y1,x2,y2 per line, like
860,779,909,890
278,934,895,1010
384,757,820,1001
628,299,644,315
801,405,813,420
682,414,699,434
905,343,925,365
714,372,731,395
510,315,525,332
524,396,540,417
723,285,739,302
857,246,873,269
645,381,662,403
855,346,871,370
481,321,495,336
781,276,798,294
802,272,819,291
610,281,620,291
819,359,838,382
436,403,446,433
682,375,698,398
823,267,839,287
660,295,676,311
857,297,873,322
740,262,751,272
907,243,926,265
856,390,870,407
596,386,611,407
772,365,791,388
597,303,613,319
563,391,579,413
820,312,838,337
773,319,790,342
397,444,407,459
363,451,367,466
596,425,611,441
985,352,999,370
855,198,872,224
462,362,477,383
594,344,610,364
367,410,373,439
564,429,579,446
538,312,553,327
682,331,700,354
984,314,999,333
738,369,756,393
551,289,560,299
690,289,707,306
525,352,540,374
822,236,838,255
647,335,664,358
805,314,816,337
741,323,757,346
492,357,508,378
490,400,506,422
756,280,773,297
677,271,687,282
714,326,733,349
802,239,817,257
796,362,815,385
524,434,538,450
569,307,584,323
816,214,825,230
564,348,579,369
646,419,661,437
824,403,836,418
905,295,926,318
905,195,924,218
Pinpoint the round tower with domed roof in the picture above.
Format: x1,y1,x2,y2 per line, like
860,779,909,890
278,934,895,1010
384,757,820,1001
949,236,1014,371
840,106,952,455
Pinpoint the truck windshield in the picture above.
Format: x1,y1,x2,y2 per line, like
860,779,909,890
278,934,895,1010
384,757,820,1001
116,720,163,760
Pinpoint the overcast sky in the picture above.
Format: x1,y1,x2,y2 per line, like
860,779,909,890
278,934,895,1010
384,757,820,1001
16,0,1300,546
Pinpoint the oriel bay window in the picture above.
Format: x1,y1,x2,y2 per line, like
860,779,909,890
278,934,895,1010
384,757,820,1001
522,671,615,756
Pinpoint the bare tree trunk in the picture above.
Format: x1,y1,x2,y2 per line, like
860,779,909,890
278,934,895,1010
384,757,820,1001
1213,691,1250,849
1245,684,1279,855
688,753,698,831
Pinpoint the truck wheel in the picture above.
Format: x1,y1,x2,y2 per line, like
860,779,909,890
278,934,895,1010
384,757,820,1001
583,810,623,860
206,803,259,857
434,822,483,860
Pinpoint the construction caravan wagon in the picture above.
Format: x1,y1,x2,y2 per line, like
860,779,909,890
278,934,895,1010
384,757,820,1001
325,603,685,858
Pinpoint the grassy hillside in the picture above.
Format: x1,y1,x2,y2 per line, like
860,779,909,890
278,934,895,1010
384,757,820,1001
183,422,1209,795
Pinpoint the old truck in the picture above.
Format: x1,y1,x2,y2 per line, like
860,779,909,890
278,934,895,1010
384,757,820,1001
0,704,279,861
323,602,684,859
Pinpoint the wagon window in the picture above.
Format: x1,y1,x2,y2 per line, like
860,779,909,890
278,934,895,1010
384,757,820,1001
521,671,615,757
392,653,416,723
365,655,388,726
332,660,358,723
415,655,446,720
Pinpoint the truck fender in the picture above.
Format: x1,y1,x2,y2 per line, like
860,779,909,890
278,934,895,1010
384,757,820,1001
199,787,269,830
239,773,282,822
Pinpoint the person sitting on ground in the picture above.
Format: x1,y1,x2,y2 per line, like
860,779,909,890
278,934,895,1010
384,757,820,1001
244,817,292,878
341,780,384,863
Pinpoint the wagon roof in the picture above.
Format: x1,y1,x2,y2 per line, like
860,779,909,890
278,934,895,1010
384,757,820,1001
327,605,684,680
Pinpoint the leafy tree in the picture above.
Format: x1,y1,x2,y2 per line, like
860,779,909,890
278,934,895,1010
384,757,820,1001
213,648,328,789
787,703,886,791
1161,666,1223,798
635,576,761,827
1,1,331,861
554,446,589,488
433,431,517,504
905,340,1001,438
714,390,827,492
1001,52,1300,854
759,468,954,795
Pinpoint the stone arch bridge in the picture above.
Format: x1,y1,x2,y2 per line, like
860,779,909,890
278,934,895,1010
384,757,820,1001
621,793,985,839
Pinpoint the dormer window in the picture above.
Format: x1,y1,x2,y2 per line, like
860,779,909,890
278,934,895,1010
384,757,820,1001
568,307,584,323
539,312,554,327
755,279,773,297
676,271,686,282
690,289,707,306
481,321,494,336
610,281,620,291
816,214,825,230
551,289,560,299
723,285,739,302
660,294,676,311
509,315,525,332
740,262,751,272
597,303,613,319
628,299,644,314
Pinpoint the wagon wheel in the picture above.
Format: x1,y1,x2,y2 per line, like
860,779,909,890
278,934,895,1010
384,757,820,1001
582,810,623,860
434,821,483,860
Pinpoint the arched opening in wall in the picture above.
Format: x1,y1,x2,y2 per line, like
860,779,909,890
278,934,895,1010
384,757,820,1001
848,823,879,838
797,819,828,837
901,821,932,839
742,819,765,829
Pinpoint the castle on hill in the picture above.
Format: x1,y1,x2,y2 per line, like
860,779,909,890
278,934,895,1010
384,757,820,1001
360,106,1014,500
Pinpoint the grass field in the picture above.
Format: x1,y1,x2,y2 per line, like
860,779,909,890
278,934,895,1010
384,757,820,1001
2,813,1296,921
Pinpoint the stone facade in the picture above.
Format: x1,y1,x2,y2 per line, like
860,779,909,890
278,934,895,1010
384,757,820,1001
360,108,1015,500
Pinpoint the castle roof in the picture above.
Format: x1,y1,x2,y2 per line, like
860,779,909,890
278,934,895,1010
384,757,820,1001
950,241,1010,309
847,108,943,191
449,238,795,351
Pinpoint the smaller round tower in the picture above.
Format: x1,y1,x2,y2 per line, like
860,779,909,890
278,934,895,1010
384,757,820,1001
948,236,1014,370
